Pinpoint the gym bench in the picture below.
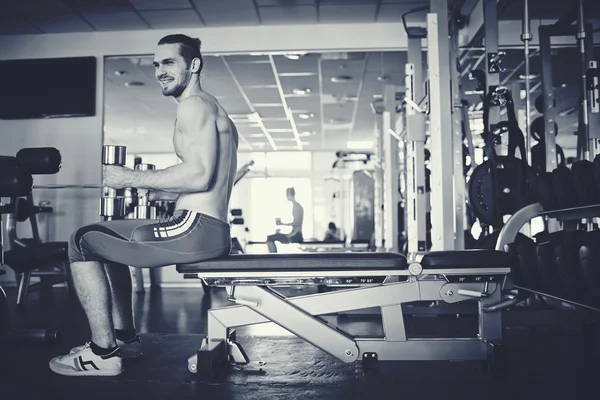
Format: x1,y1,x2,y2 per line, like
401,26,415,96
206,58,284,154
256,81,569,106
176,250,514,378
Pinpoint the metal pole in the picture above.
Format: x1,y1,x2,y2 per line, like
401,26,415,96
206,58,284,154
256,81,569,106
406,38,428,254
383,84,400,252
449,8,465,250
577,0,590,160
428,0,454,251
539,27,558,172
0,207,4,266
521,0,533,163
374,119,385,249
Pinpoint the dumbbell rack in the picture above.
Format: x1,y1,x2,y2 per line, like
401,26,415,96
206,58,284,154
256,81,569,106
498,202,600,312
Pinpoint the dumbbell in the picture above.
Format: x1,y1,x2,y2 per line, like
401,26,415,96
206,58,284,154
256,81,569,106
100,145,127,221
132,163,157,220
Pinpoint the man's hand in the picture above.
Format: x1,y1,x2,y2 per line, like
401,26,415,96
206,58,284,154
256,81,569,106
103,165,132,189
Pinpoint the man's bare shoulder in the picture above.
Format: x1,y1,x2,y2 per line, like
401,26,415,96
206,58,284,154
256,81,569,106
177,94,218,116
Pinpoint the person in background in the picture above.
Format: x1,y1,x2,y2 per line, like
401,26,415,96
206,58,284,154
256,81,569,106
324,222,342,242
266,187,304,253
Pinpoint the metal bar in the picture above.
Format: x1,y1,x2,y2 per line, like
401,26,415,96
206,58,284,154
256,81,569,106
234,286,359,363
356,338,487,361
539,26,558,171
576,0,590,160
0,208,4,266
27,194,41,244
496,203,543,251
478,284,503,341
427,3,454,251
383,83,400,251
374,118,385,249
450,5,465,250
196,266,511,281
380,305,407,341
406,37,428,254
483,0,500,140
522,0,533,163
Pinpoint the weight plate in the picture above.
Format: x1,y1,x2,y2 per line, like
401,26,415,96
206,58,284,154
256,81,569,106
571,160,597,206
468,156,537,226
551,165,577,209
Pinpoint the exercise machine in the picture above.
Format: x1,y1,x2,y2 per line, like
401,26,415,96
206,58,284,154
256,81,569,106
1,149,62,345
176,249,513,378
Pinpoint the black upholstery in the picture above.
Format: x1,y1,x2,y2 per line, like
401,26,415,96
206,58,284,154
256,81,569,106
3,242,68,274
176,252,408,273
420,250,513,269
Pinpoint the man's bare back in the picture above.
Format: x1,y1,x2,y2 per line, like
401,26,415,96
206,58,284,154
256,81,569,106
173,92,238,223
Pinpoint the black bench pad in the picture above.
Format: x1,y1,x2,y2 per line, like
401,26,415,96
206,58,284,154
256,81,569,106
421,250,513,269
176,252,408,273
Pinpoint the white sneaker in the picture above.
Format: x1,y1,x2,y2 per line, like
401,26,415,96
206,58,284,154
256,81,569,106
49,342,123,376
69,335,143,359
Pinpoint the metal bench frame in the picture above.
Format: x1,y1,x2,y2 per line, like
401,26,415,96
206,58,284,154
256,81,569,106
181,262,511,378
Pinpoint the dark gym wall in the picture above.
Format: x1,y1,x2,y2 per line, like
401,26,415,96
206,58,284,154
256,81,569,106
0,38,104,284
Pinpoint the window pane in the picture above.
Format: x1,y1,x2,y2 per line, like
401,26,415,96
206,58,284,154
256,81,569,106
248,177,313,243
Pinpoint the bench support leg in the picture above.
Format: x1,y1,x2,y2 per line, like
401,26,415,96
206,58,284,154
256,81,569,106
231,285,360,363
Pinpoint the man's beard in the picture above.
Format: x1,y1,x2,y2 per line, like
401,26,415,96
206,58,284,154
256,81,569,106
163,81,186,97
162,73,190,97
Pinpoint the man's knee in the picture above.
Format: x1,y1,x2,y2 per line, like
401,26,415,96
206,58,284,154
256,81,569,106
68,225,103,263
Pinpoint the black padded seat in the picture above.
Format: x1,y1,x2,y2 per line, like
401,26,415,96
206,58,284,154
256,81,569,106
421,250,514,269
176,252,407,273
3,242,68,274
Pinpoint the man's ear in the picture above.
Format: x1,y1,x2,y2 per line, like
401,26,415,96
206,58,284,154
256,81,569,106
191,58,201,73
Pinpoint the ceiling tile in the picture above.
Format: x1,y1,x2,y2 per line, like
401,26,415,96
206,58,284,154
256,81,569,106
129,0,193,11
6,0,73,15
319,4,378,23
192,0,259,26
227,55,270,63
255,106,288,119
83,12,149,31
0,16,41,34
259,5,317,24
285,96,320,112
279,75,320,94
228,64,278,86
272,54,319,74
140,9,204,29
377,3,428,23
256,0,315,5
263,120,300,131
319,0,379,3
65,0,134,13
26,13,95,33
217,98,253,114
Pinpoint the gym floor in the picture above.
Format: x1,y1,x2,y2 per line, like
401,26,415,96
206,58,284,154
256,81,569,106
0,285,597,400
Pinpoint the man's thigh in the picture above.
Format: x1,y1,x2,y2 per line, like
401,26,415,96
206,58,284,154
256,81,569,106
69,211,231,268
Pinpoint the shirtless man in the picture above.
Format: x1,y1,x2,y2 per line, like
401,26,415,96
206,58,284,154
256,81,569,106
49,34,238,376
266,187,304,253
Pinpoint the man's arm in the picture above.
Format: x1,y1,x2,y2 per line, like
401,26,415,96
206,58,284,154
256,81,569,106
120,97,218,193
148,190,180,202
